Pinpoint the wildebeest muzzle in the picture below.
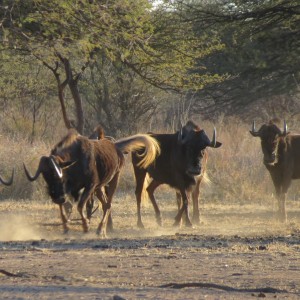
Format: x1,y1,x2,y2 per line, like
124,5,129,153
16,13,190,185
186,166,201,176
52,196,66,205
263,153,278,166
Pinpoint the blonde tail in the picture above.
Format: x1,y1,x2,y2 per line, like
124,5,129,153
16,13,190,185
115,134,160,168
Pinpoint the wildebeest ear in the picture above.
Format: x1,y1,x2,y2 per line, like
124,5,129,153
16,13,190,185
249,131,260,137
60,161,77,170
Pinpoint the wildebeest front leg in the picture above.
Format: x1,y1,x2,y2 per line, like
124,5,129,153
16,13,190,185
277,193,287,223
191,177,202,224
77,186,95,232
174,189,192,227
59,204,70,233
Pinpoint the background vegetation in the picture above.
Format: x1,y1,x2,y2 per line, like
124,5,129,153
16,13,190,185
0,0,299,207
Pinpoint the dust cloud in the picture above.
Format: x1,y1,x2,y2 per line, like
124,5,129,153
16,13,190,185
0,215,42,241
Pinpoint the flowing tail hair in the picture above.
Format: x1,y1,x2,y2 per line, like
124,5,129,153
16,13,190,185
115,134,160,168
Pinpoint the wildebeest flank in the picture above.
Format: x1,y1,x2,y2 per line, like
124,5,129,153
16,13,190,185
250,119,300,222
24,129,160,236
132,120,222,228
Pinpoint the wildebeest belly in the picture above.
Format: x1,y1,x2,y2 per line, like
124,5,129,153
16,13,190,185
148,165,196,190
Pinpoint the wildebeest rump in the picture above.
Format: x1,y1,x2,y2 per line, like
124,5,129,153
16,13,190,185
132,120,222,228
24,129,160,236
250,119,300,222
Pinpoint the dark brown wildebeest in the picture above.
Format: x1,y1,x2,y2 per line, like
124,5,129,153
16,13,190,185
24,129,160,236
250,119,300,222
132,120,222,228
62,124,114,220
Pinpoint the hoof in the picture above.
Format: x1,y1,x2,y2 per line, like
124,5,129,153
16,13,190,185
96,229,107,238
156,218,163,227
82,226,89,233
137,221,145,229
185,220,193,228
173,220,181,227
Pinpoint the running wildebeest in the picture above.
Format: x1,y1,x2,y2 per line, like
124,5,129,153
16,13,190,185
250,119,300,222
62,124,114,221
132,120,222,228
24,129,160,236
175,122,210,224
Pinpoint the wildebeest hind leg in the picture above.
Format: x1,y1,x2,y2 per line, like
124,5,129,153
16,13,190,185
146,179,163,226
133,168,147,228
101,173,120,233
95,188,111,237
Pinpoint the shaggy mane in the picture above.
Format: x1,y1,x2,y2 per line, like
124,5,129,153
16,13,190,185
52,129,80,153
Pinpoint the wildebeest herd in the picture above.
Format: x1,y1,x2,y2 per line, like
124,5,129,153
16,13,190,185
0,119,296,237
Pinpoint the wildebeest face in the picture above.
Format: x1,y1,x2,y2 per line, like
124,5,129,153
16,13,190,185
180,130,211,176
250,121,287,166
260,125,281,165
23,156,66,204
42,159,66,204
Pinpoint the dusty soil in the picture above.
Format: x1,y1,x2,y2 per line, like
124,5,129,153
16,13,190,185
1,195,300,299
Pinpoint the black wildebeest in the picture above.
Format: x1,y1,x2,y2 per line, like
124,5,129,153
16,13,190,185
24,129,160,236
250,119,300,222
132,120,222,228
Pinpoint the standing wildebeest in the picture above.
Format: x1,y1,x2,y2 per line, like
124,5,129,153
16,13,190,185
24,129,160,236
132,120,222,228
250,119,300,222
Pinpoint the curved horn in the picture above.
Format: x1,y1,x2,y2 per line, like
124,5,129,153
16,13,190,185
252,121,256,133
177,127,183,144
250,120,260,137
50,156,63,178
23,156,47,182
283,120,287,135
0,168,14,186
210,127,216,147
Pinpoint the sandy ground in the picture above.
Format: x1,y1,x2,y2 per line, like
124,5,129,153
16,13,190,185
1,194,300,299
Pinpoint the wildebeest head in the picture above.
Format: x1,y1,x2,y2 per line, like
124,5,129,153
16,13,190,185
178,121,222,176
23,155,71,204
250,120,288,166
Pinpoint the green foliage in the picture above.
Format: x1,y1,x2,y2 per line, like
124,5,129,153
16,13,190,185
174,0,300,118
0,0,224,134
